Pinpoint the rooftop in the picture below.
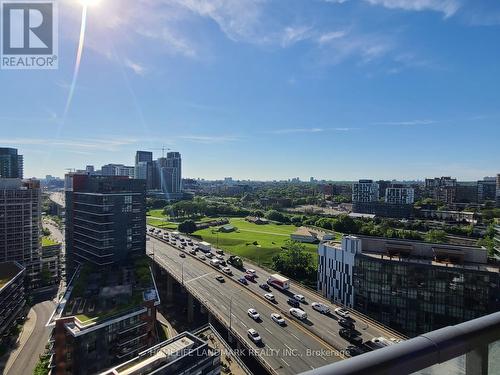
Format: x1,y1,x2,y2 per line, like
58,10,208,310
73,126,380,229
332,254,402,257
0,261,24,290
362,251,499,273
60,257,158,326
100,331,213,375
42,236,59,247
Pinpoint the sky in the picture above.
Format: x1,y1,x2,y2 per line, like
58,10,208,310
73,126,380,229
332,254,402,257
2,0,500,181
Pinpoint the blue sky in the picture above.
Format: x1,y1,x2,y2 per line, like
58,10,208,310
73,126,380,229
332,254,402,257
2,0,500,180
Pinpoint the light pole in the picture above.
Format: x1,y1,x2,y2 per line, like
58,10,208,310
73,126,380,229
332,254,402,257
181,260,186,285
229,292,236,331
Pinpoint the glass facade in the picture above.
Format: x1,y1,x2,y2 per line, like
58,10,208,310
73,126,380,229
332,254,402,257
353,255,500,337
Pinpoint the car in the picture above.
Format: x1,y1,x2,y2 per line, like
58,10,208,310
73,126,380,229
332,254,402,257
222,267,232,275
259,283,270,291
247,329,262,344
339,318,355,330
271,313,286,325
216,254,224,260
287,298,300,308
238,277,248,285
244,274,255,281
215,275,225,283
311,302,330,314
247,308,260,320
178,245,185,250
246,269,257,276
335,307,350,318
293,294,306,303
346,345,364,357
205,253,214,258
179,253,186,258
289,308,307,321
187,241,193,246
219,260,226,266
189,249,197,255
339,329,363,345
180,238,185,242
264,293,275,302
199,255,206,260
216,249,224,255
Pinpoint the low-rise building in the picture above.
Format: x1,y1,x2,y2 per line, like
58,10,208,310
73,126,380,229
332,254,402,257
318,236,500,337
99,331,221,375
291,227,335,243
418,209,477,224
0,262,26,345
49,260,160,375
291,227,318,243
245,216,269,225
353,201,414,219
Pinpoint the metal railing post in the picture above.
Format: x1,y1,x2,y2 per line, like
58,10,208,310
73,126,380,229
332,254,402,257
466,344,489,375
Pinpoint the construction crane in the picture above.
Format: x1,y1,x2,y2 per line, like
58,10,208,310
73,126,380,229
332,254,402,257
148,147,171,158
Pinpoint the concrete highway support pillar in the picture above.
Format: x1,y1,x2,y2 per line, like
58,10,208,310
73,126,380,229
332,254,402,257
166,274,174,303
466,344,489,375
187,293,195,324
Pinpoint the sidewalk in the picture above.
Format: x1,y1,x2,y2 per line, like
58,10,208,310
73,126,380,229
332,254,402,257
1,308,38,375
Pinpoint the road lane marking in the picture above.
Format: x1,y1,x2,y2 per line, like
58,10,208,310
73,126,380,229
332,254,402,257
185,272,214,284
150,235,346,360
284,344,293,351
281,358,290,367
264,327,272,334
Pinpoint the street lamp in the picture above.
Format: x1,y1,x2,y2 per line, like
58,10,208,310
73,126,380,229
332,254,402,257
229,291,237,331
181,260,186,285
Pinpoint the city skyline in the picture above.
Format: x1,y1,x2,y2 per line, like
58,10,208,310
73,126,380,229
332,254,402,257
3,0,500,180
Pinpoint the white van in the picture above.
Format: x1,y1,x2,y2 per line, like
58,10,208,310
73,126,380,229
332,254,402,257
210,259,220,267
289,308,307,321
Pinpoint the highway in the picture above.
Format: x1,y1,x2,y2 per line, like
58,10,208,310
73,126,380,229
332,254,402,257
148,230,405,374
148,235,343,374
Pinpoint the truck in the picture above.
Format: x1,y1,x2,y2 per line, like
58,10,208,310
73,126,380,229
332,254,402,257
267,274,290,291
198,241,212,253
227,255,243,269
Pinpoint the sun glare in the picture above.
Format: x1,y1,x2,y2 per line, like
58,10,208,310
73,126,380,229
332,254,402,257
79,0,101,7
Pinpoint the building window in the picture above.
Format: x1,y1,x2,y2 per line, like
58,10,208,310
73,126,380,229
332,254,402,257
124,195,132,204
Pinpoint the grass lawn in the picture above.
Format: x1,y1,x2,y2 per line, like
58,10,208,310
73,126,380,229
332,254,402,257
146,218,178,230
42,236,59,247
147,209,167,218
193,218,318,268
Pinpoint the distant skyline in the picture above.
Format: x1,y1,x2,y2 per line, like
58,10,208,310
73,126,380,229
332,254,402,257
2,0,500,180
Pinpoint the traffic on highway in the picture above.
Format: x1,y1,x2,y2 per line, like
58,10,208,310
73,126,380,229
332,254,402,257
147,226,405,373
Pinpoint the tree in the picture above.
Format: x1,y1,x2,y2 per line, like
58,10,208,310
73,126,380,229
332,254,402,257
178,220,197,234
272,241,316,284
425,230,448,244
253,210,265,218
42,227,51,236
265,210,288,223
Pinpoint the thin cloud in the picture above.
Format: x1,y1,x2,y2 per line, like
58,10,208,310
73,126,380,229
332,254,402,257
373,119,436,126
124,59,146,75
325,0,462,18
2,137,141,151
178,135,241,144
317,30,347,45
364,0,462,18
265,127,355,135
